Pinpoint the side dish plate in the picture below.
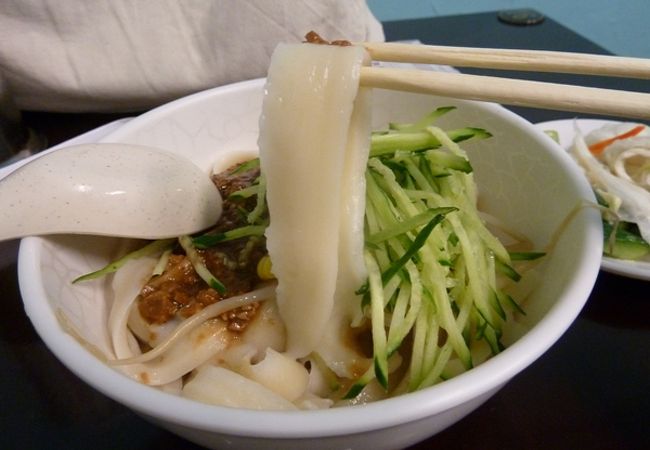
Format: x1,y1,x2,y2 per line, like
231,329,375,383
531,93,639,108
535,118,650,281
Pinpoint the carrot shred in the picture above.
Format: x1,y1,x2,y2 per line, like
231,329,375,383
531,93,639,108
588,124,646,155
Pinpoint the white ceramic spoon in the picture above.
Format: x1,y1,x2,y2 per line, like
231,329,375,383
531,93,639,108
0,143,222,240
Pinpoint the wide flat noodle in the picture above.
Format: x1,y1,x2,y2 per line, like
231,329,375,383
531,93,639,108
109,256,157,359
258,43,368,357
318,86,372,377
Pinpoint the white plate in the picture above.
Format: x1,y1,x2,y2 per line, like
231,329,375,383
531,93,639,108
535,119,650,281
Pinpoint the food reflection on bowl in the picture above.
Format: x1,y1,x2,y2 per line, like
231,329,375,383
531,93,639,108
19,75,602,449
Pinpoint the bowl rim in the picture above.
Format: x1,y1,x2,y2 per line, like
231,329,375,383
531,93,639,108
19,79,603,439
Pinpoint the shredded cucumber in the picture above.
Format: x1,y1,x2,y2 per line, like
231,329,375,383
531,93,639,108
227,157,260,174
227,184,260,200
178,235,226,293
364,249,389,388
389,106,457,131
247,172,267,224
351,110,529,397
152,248,173,276
72,238,176,283
370,127,492,157
509,251,546,261
602,220,650,259
192,225,267,248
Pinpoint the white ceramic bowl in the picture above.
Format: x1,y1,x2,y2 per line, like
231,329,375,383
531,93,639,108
19,79,602,449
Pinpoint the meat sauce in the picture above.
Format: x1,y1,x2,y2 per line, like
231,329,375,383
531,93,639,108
137,161,266,332
304,30,352,47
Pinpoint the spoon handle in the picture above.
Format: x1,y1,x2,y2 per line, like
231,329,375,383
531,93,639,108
0,118,133,181
0,151,44,181
0,143,222,241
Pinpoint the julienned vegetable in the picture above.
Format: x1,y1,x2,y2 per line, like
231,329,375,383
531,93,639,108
587,125,645,156
348,117,528,395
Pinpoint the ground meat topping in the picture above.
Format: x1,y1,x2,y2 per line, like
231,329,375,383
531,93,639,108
211,165,261,233
304,30,352,47
137,160,267,331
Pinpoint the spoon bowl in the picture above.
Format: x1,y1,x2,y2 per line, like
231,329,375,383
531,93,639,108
0,143,222,240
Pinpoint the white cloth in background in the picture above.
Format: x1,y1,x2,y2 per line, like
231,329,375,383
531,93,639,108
0,0,384,112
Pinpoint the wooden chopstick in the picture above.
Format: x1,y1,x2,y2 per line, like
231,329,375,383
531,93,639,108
360,67,650,119
361,42,650,79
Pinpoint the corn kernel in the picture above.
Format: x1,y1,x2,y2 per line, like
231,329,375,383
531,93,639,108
256,255,275,280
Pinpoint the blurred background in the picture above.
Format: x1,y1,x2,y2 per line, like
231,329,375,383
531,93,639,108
368,0,650,58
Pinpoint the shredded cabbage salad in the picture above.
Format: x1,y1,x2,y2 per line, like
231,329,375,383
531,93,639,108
568,122,650,260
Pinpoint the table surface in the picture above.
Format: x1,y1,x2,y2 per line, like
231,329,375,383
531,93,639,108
2,10,649,450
